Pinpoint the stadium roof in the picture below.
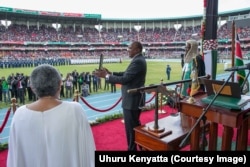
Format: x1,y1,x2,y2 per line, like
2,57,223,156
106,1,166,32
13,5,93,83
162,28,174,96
0,6,249,23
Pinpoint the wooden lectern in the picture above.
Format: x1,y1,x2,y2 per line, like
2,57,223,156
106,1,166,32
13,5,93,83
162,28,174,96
134,113,192,151
180,92,250,151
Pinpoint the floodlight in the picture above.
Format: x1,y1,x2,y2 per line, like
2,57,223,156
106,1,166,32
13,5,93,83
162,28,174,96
1,20,11,29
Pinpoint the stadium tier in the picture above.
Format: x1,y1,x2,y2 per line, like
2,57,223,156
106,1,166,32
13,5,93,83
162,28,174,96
0,6,249,66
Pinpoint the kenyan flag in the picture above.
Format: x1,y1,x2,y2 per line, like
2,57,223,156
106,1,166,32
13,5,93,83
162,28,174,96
235,33,249,94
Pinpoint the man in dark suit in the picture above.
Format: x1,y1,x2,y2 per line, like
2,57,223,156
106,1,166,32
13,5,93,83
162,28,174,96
95,41,147,151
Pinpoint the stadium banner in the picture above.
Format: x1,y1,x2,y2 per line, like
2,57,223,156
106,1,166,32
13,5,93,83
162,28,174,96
0,6,101,18
0,7,13,12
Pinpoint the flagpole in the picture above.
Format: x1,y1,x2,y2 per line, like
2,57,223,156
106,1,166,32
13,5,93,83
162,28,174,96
201,0,207,58
231,21,235,82
203,0,218,80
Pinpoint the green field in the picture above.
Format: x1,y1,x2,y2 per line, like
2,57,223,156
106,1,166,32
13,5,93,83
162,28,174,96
1,60,226,85
0,59,225,108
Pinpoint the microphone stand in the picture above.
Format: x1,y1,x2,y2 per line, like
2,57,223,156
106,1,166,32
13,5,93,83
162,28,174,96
179,71,235,150
128,75,210,138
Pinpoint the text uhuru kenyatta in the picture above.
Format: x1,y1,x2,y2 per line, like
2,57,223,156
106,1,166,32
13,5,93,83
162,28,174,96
98,154,246,165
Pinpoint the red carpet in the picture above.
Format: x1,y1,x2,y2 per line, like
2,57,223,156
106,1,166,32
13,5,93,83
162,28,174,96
0,149,8,167
1,106,250,166
92,107,171,150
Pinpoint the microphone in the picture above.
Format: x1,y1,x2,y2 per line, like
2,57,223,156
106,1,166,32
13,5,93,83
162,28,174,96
99,54,104,70
225,63,250,71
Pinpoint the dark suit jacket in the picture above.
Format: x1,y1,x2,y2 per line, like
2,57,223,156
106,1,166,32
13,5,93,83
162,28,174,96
108,54,147,110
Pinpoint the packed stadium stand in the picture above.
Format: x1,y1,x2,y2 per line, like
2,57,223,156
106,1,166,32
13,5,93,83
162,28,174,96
0,6,250,67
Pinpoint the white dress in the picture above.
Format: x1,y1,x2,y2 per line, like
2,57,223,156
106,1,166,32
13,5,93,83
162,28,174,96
7,101,95,167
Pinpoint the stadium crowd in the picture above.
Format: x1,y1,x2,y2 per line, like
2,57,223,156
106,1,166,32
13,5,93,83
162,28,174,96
0,23,249,43
0,22,250,103
0,23,249,63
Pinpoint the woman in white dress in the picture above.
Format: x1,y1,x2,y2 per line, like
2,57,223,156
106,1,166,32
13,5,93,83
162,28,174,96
7,64,95,167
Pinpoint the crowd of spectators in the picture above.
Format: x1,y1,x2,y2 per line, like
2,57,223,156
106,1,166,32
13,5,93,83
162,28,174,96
0,22,250,104
0,23,249,43
0,23,249,64
0,23,249,42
